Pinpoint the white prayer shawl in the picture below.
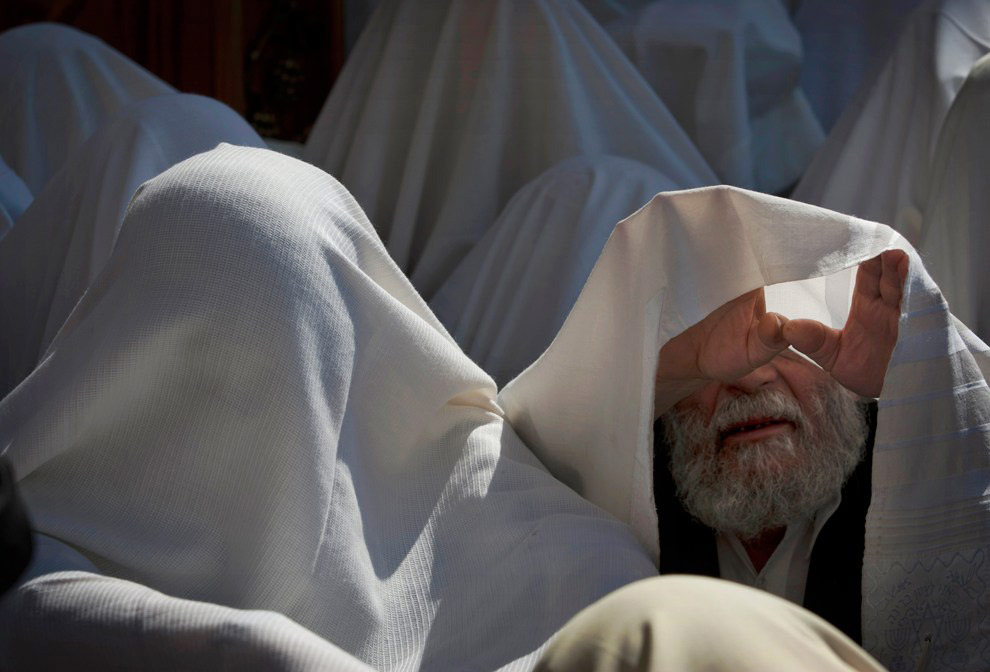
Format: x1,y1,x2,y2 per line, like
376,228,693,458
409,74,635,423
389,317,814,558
0,155,31,239
793,0,923,132
0,94,266,398
601,0,825,194
303,0,716,298
0,23,175,196
919,55,990,343
0,145,657,671
431,154,677,386
499,187,990,672
791,0,990,241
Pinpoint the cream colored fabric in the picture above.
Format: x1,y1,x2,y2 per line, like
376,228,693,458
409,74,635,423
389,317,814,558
0,94,265,398
303,0,715,298
792,0,990,239
603,0,824,193
500,186,990,671
0,23,174,195
918,54,990,341
0,144,658,671
535,575,888,671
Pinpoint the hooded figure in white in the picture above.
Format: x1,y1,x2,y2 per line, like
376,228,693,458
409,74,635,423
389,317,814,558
791,0,990,240
594,0,825,193
0,23,175,197
303,0,716,298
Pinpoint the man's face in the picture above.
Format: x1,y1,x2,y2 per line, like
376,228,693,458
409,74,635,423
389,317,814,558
662,351,867,540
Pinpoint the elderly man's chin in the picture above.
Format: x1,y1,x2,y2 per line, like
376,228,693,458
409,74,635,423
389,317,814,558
662,384,868,540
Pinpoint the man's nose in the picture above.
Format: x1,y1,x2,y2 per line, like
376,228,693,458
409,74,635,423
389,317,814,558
727,363,781,394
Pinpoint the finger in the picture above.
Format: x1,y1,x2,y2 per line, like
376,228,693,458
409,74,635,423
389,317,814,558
748,312,790,367
854,254,882,302
879,249,908,307
782,318,842,371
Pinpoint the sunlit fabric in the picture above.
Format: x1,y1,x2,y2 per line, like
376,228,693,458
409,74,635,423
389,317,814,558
303,0,716,298
0,23,174,195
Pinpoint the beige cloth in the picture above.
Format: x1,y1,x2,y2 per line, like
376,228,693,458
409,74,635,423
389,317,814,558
535,575,888,672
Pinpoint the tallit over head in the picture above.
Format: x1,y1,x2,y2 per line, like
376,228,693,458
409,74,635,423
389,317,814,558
500,186,990,672
0,144,657,671
0,22,175,195
602,0,825,193
0,93,266,398
303,0,716,298
791,0,990,240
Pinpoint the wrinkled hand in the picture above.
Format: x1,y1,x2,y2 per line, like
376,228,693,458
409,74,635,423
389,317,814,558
654,250,909,417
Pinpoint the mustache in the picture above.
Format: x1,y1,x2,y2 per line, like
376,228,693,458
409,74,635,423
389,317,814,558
673,389,807,447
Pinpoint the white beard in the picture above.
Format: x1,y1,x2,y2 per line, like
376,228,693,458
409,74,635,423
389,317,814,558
662,382,867,540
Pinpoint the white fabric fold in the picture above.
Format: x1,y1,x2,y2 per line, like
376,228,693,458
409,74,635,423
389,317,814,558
603,0,825,193
918,54,990,341
431,154,676,386
0,23,175,195
0,144,657,671
303,0,715,298
791,0,990,239
0,94,265,398
500,185,990,671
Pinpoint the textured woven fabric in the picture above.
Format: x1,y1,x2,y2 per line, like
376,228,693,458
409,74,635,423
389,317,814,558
0,144,656,671
303,0,716,298
500,186,990,671
0,23,175,195
0,94,265,398
792,0,990,239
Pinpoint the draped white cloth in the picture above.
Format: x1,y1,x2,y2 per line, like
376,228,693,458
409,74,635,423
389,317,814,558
918,55,990,342
499,187,990,672
0,94,265,398
303,0,716,298
0,23,174,196
0,144,657,671
431,155,676,386
601,0,824,193
791,0,990,240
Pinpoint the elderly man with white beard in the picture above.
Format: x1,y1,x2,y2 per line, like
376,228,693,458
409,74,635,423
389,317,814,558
650,250,908,645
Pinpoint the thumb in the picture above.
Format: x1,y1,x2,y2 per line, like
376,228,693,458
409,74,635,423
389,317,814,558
782,319,841,371
748,312,790,367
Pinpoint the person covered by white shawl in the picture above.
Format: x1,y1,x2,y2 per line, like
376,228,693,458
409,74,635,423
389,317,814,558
592,0,825,194
0,23,175,197
303,0,716,299
791,0,990,242
917,53,990,342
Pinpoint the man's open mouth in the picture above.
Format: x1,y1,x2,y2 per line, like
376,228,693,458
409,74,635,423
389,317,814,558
718,417,796,445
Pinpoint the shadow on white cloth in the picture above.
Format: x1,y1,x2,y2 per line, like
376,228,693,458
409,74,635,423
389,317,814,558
303,0,716,299
0,23,174,196
792,0,990,240
0,94,265,398
601,0,824,193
